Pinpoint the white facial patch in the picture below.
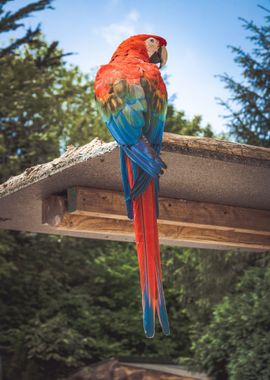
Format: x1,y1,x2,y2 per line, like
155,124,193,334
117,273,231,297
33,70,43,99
145,37,160,58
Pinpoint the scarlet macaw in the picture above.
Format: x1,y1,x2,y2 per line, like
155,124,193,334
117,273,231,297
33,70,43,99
94,34,169,338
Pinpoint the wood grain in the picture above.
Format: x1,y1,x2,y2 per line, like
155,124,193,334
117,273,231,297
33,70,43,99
67,187,270,236
57,213,270,250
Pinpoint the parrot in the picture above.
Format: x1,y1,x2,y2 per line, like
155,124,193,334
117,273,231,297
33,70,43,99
94,34,169,338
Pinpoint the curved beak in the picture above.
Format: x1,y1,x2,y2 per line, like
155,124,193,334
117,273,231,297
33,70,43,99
149,45,168,68
160,45,168,68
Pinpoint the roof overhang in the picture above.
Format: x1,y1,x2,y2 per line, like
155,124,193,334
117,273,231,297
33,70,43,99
0,133,269,251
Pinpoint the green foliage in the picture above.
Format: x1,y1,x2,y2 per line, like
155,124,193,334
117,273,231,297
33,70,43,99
0,41,108,181
0,0,53,58
165,104,214,137
174,248,270,379
175,249,268,325
192,266,270,380
218,6,270,147
0,232,190,379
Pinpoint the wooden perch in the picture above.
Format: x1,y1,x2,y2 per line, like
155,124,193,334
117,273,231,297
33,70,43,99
42,187,270,250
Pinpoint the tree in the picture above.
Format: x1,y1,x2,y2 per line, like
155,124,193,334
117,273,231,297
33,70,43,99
183,7,270,378
0,41,110,182
0,0,53,58
0,0,110,182
218,6,270,147
165,104,214,137
0,232,191,380
192,265,270,380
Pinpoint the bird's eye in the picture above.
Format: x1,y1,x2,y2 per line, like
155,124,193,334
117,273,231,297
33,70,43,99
149,38,155,43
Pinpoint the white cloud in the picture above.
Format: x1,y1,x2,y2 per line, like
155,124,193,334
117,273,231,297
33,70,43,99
97,9,152,47
108,0,121,6
127,10,139,22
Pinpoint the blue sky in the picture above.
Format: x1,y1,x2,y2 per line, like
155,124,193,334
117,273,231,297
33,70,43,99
2,0,269,134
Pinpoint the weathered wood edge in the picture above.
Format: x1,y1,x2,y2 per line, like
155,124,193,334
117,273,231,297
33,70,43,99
1,133,269,199
162,133,270,167
0,138,117,198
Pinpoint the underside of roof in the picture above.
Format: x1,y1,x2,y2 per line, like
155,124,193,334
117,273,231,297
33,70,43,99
0,133,269,251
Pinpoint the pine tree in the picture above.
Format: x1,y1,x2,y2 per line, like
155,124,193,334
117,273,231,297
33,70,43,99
0,0,108,182
218,6,270,148
0,0,53,58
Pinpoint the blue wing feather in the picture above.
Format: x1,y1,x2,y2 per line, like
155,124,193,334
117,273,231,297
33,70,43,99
96,78,167,203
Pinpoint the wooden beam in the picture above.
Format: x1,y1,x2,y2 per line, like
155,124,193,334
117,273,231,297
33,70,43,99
57,214,270,250
42,187,270,250
67,187,270,236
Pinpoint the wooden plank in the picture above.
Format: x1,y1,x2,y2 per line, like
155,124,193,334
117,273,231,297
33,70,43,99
42,193,270,250
67,187,270,236
56,213,270,250
68,187,127,219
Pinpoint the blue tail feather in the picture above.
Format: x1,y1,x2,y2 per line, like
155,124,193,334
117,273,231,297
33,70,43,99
143,291,155,338
131,171,152,199
119,148,133,219
130,173,159,218
155,258,170,336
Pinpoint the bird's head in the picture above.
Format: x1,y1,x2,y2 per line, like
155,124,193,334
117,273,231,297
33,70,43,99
110,34,168,68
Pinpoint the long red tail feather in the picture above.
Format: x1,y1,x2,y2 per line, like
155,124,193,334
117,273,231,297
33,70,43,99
126,157,170,338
